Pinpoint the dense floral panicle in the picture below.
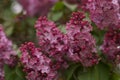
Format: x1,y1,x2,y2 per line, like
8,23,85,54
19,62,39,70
65,12,98,67
70,12,85,25
35,17,68,69
35,16,64,52
18,0,57,16
101,30,120,64
20,42,57,80
35,16,59,48
65,32,98,67
66,12,92,39
0,25,17,80
0,25,17,65
86,0,120,29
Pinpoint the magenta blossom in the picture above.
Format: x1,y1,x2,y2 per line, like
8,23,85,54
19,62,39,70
0,25,17,80
101,30,120,64
65,12,99,67
86,0,120,30
66,12,92,33
21,12,99,80
20,42,57,80
35,16,68,69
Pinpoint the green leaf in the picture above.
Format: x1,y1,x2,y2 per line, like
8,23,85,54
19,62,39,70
4,64,26,80
77,62,110,80
5,26,14,36
58,25,66,33
63,1,77,11
111,67,120,80
15,66,26,80
63,63,80,80
52,2,65,11
50,12,63,21
111,73,120,80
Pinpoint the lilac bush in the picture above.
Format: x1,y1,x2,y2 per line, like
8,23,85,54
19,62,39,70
1,0,120,80
20,11,100,80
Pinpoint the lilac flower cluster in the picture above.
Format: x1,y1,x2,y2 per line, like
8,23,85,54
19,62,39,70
65,12,99,67
35,16,68,70
20,17,67,80
83,0,120,64
85,0,120,30
101,30,120,64
64,0,120,31
20,12,99,80
18,0,57,17
0,25,17,80
20,42,57,80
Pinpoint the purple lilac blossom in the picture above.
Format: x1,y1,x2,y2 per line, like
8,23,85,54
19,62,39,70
21,12,100,80
18,0,57,17
20,42,57,80
86,0,120,30
0,25,17,80
35,16,68,70
101,30,120,64
65,12,99,67
66,12,92,33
